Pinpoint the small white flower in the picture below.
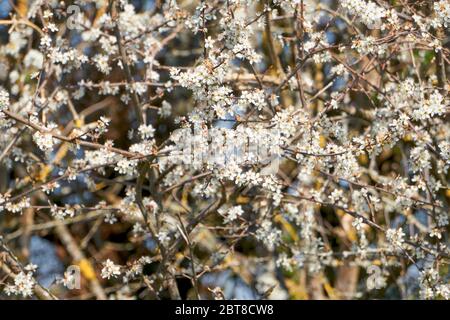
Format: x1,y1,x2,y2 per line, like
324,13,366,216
40,35,52,48
24,264,38,273
43,10,53,19
205,36,215,49
430,229,442,239
157,231,171,245
50,204,75,220
138,124,155,140
158,101,172,118
33,131,56,153
114,158,138,176
104,212,117,224
47,23,59,33
352,217,364,231
101,259,121,279
93,54,112,75
0,88,9,113
219,205,244,223
386,228,405,248
5,272,35,298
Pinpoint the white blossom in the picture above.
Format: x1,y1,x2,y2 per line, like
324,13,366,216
101,259,122,279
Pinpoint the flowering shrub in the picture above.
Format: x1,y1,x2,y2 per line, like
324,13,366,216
0,0,449,300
